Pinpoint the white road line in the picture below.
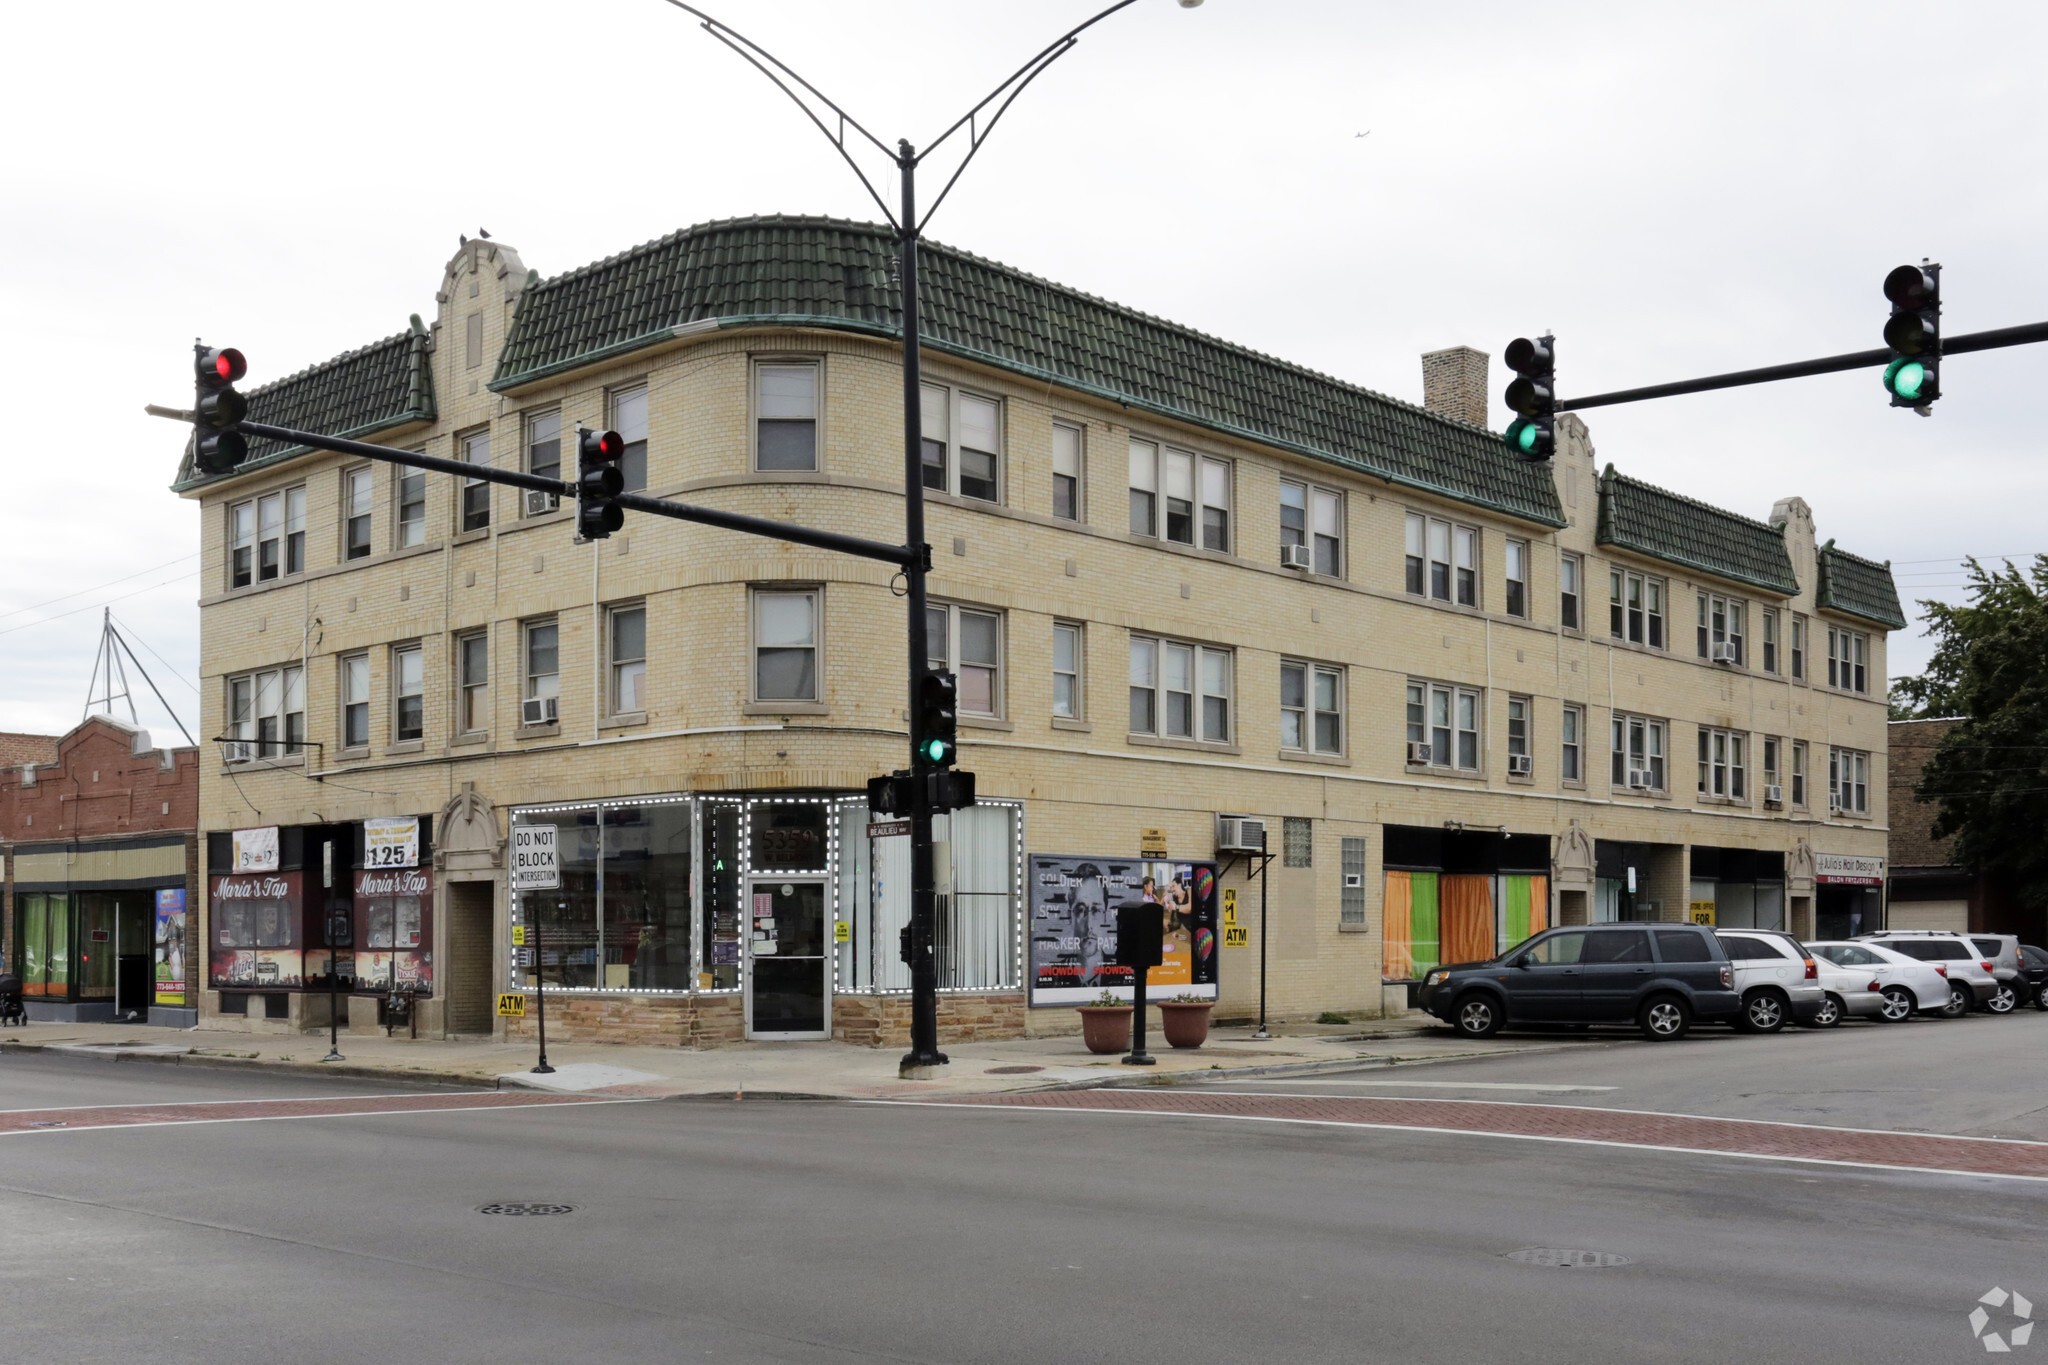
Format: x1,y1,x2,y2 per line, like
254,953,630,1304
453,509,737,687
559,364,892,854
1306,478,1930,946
1,1097,653,1135
863,1100,2048,1185
0,1092,494,1116
1242,1079,1618,1093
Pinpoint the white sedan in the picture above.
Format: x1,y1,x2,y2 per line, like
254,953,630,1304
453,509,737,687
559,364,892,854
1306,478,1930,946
1809,940,1950,1022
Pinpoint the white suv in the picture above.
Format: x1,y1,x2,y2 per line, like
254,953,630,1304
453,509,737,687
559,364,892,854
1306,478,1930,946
1715,929,1826,1033
1856,932,1999,1018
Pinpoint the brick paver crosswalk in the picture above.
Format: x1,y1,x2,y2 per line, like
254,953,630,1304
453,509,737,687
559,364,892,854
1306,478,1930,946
922,1088,2048,1180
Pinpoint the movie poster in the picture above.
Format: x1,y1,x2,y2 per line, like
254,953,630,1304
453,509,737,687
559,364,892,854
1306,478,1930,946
1028,854,1219,1006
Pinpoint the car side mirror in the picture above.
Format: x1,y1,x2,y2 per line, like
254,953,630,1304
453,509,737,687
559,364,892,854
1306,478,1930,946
1511,954,1532,969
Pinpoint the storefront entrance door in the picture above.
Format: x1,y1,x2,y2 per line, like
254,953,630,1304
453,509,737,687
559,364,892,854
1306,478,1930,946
746,878,829,1039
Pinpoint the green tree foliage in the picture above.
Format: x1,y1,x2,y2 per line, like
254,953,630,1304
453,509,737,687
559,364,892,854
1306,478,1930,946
1894,557,2048,915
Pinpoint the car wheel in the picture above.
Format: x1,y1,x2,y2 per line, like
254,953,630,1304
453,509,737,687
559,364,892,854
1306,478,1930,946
1988,983,2019,1014
1741,989,1789,1034
1453,993,1504,1039
1805,994,1843,1028
1941,982,1972,1019
1639,993,1690,1041
1878,985,1915,1022
2035,985,2048,1013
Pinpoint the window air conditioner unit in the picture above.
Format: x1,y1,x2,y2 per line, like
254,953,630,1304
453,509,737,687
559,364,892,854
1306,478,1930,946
1828,795,1843,814
1626,770,1651,790
1508,754,1533,776
1280,543,1313,571
1216,814,1267,854
1407,741,1432,765
1764,785,1784,807
1711,643,1738,664
524,488,560,517
521,696,558,726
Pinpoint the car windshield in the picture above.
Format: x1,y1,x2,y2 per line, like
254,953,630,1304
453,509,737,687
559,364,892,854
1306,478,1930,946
1814,943,1877,967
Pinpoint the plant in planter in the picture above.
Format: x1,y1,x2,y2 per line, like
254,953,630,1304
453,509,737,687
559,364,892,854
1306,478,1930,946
1158,993,1214,1049
1077,989,1133,1055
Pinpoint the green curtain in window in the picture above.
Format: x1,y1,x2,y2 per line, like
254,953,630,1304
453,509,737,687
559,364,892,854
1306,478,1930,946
1408,872,1440,976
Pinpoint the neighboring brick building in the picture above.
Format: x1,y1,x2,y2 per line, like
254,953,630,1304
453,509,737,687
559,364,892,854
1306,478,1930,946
1,715,201,1024
169,215,1902,1046
0,732,59,769
1887,717,2030,939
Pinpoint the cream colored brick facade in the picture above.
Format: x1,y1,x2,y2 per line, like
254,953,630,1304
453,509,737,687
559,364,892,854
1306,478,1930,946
182,238,1892,1043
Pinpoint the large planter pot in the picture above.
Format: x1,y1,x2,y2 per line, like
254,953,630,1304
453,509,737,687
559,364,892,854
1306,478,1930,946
1158,1001,1213,1050
1078,1005,1133,1055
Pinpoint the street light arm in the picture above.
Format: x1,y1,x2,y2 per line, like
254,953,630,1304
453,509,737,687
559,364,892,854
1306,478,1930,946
915,0,1142,164
914,37,1079,234
659,0,901,229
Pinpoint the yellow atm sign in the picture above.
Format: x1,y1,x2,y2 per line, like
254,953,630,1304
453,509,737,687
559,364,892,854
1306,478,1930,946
496,993,527,1018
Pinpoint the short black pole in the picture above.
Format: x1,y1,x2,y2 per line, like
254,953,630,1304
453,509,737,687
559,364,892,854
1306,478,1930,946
321,949,344,1063
532,918,554,1075
1254,853,1271,1040
1124,965,1155,1067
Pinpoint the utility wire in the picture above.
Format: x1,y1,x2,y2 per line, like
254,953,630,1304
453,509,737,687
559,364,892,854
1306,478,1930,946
110,613,201,695
0,572,199,638
0,552,199,623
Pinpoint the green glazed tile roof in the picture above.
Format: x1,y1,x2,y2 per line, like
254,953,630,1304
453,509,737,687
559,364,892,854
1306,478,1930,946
1595,465,1799,595
1816,540,1907,629
491,215,1565,527
172,325,435,492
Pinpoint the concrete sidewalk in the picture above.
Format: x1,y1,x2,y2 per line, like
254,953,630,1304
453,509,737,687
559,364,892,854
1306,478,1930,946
0,1016,1524,1099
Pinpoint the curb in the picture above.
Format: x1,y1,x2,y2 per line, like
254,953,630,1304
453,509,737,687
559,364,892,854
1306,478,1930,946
2,1039,495,1092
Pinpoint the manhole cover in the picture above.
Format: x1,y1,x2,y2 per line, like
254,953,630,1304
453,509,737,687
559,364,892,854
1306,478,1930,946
1506,1248,1631,1269
985,1065,1044,1075
478,1202,576,1216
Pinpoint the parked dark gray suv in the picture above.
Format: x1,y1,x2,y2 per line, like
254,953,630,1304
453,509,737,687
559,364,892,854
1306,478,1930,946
1417,923,1739,1041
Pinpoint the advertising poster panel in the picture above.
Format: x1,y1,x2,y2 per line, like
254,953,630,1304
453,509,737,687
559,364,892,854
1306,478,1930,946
1028,854,1219,1006
209,870,304,989
153,888,187,1006
354,866,435,996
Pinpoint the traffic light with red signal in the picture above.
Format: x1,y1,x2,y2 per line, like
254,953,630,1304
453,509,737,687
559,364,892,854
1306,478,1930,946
576,427,626,539
193,344,248,474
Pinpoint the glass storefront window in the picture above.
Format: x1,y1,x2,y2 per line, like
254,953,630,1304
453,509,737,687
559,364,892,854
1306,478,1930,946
17,893,70,996
518,809,601,989
603,803,693,991
702,800,743,990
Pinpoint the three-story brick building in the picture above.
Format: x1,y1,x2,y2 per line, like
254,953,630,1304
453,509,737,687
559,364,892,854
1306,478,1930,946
171,215,1903,1045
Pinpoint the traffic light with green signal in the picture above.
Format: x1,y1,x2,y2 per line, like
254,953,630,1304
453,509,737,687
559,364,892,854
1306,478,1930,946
917,670,958,768
1503,334,1556,461
193,344,249,475
1882,263,1940,410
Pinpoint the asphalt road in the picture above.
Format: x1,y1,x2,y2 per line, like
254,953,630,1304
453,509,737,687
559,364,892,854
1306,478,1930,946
4,1026,2044,1365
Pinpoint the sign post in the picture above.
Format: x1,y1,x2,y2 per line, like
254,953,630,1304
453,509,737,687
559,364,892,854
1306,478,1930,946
510,824,560,1075
1115,900,1163,1067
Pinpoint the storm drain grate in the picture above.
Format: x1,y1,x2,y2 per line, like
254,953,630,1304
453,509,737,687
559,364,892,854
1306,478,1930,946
1506,1248,1631,1269
478,1202,576,1217
985,1065,1044,1075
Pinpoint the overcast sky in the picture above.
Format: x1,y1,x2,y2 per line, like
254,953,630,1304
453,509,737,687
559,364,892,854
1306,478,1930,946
3,0,2042,743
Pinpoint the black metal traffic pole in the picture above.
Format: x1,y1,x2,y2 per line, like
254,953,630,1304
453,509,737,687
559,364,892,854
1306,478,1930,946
899,141,946,1077
1254,852,1271,1040
532,917,554,1075
321,949,343,1063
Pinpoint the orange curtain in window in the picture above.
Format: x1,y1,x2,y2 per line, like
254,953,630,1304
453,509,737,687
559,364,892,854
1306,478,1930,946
1440,874,1495,965
1527,876,1549,935
1383,871,1414,979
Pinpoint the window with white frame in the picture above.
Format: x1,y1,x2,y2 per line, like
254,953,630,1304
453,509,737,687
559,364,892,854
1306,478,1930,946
1129,440,1228,551
920,383,1000,502
1826,625,1869,693
340,654,369,750
1505,539,1529,618
1561,703,1584,783
1696,727,1748,800
1609,568,1666,648
1610,713,1667,791
226,664,305,762
391,644,424,742
230,487,305,587
344,468,373,560
611,384,648,491
1281,660,1343,756
457,632,488,735
609,604,647,715
1129,635,1231,742
1507,695,1532,773
1829,746,1870,813
1405,680,1480,771
460,430,491,532
928,603,1003,717
1052,422,1082,520
396,467,426,548
755,361,818,471
229,501,255,587
1762,736,1782,802
1405,512,1477,605
1281,480,1341,575
1761,608,1779,674
1052,621,1083,719
753,589,818,703
1791,614,1808,681
1560,553,1582,631
1791,740,1809,807
1697,593,1747,664
523,620,560,722
526,409,561,514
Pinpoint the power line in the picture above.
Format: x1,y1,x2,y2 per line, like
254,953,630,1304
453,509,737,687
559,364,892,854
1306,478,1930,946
0,552,199,623
0,572,200,638
109,613,200,695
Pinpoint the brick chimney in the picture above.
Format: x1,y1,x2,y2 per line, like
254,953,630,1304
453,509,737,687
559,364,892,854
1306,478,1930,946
1421,346,1490,428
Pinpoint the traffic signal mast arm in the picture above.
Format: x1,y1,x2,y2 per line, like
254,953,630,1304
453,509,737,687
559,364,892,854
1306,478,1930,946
1554,318,2048,413
227,418,917,570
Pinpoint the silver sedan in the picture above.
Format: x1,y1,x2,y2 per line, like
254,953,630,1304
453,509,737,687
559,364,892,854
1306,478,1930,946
1809,940,1949,1022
